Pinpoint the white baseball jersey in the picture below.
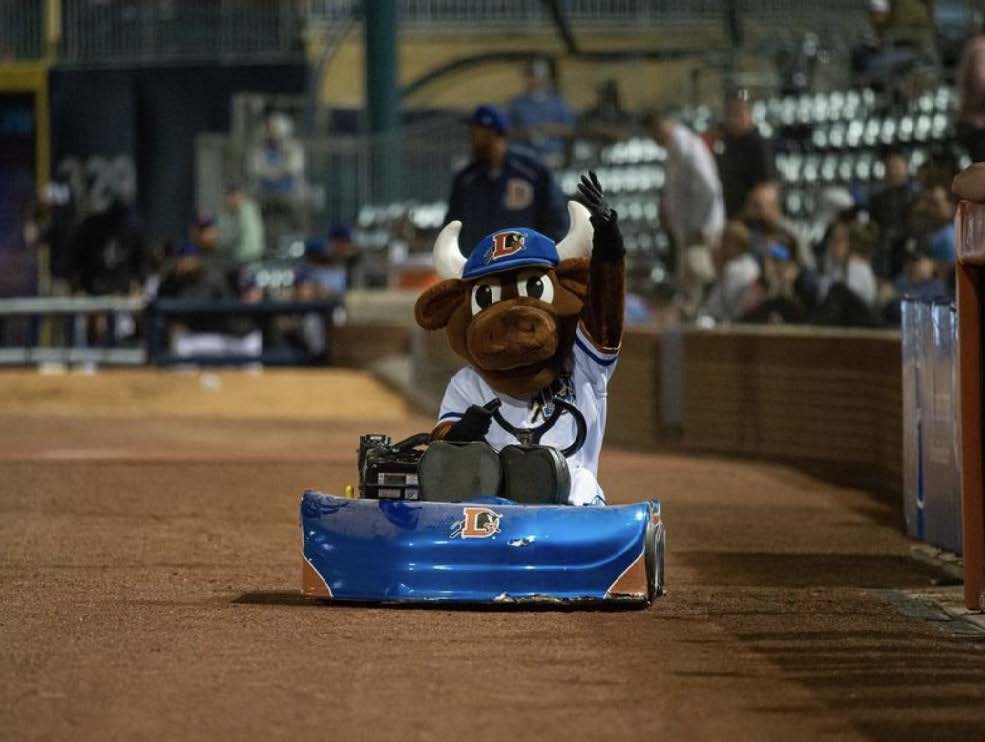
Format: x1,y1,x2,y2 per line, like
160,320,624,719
437,322,618,506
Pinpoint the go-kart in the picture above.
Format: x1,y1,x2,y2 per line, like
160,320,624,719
300,398,665,606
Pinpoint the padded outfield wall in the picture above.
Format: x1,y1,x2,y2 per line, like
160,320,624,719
394,324,904,502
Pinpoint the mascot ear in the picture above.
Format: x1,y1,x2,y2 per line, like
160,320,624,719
555,258,590,300
415,279,468,330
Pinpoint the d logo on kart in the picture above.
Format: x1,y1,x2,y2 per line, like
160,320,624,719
450,507,502,539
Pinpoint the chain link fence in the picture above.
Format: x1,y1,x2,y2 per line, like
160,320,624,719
59,0,306,65
0,0,42,59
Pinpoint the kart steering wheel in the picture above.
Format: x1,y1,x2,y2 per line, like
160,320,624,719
490,397,587,457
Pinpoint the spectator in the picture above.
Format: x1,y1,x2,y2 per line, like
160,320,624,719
69,198,145,297
445,104,569,254
294,235,349,300
739,243,805,323
158,242,231,306
249,109,306,247
239,271,264,304
291,232,356,362
158,241,262,359
702,221,761,322
249,110,305,197
189,214,220,269
579,79,636,143
739,182,811,269
813,210,880,326
509,57,575,167
646,110,725,284
869,146,915,277
957,24,985,163
217,182,265,266
716,88,776,218
326,224,361,288
908,183,957,246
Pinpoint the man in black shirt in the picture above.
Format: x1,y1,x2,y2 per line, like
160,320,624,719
445,104,569,254
716,90,776,219
869,146,915,277
69,199,145,296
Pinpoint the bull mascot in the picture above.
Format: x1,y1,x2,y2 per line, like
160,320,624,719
414,173,625,506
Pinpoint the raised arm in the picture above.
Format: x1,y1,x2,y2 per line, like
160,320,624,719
576,172,626,350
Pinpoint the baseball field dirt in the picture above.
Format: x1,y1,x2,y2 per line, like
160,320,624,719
3,370,985,741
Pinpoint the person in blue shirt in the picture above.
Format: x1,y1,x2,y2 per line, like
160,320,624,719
445,104,569,255
509,57,575,166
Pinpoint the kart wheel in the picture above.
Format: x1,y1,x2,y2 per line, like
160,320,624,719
644,509,665,603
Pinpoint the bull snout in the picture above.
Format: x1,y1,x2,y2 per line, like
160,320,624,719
467,304,559,371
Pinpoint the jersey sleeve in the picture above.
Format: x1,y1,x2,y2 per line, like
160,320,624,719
574,320,620,388
437,368,480,424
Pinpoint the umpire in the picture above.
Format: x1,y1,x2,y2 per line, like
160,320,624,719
444,104,569,255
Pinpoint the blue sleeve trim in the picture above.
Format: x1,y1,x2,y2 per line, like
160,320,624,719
439,411,464,421
575,334,618,367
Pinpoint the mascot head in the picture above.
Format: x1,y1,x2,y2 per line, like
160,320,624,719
414,202,593,398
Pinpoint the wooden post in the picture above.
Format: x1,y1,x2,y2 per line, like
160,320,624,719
956,200,985,611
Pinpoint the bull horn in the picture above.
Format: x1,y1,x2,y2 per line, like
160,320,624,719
555,201,594,261
433,220,467,280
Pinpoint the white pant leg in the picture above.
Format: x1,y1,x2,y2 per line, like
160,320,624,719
567,467,606,506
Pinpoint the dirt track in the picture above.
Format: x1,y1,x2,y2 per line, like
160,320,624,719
3,373,985,741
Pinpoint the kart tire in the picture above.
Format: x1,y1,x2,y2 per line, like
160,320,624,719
644,508,665,604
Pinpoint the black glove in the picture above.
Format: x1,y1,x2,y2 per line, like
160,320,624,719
444,399,501,443
577,171,625,261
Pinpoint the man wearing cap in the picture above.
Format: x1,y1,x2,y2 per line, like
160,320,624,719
445,104,569,254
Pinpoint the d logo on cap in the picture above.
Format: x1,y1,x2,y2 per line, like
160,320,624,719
490,231,526,261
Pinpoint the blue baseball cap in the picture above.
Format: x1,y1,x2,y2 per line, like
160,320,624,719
175,240,201,258
304,237,328,256
928,224,955,263
463,104,509,135
462,227,558,280
765,242,791,261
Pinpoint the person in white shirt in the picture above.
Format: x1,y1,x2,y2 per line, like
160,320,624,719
818,210,879,309
647,111,725,255
702,221,760,322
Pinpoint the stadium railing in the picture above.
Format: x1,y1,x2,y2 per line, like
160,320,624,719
0,295,342,368
146,298,341,367
0,296,146,365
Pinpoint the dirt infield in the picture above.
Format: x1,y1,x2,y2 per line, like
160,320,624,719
3,371,985,741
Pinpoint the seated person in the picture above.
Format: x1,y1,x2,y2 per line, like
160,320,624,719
813,209,880,326
414,173,623,506
294,227,358,300
701,221,760,322
157,242,260,359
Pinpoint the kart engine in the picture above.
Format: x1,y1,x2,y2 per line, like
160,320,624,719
358,434,426,500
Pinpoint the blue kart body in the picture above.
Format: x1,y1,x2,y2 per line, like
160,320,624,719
300,491,665,605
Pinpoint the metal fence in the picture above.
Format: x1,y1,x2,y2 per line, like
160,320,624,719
0,295,341,367
60,0,306,65
307,0,866,27
0,0,42,59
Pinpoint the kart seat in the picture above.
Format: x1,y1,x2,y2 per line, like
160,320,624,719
499,444,570,504
418,441,502,502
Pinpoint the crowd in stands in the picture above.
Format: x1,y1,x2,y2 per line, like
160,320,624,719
8,3,985,360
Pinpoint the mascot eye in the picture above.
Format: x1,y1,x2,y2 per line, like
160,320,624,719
516,271,554,303
470,281,502,314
